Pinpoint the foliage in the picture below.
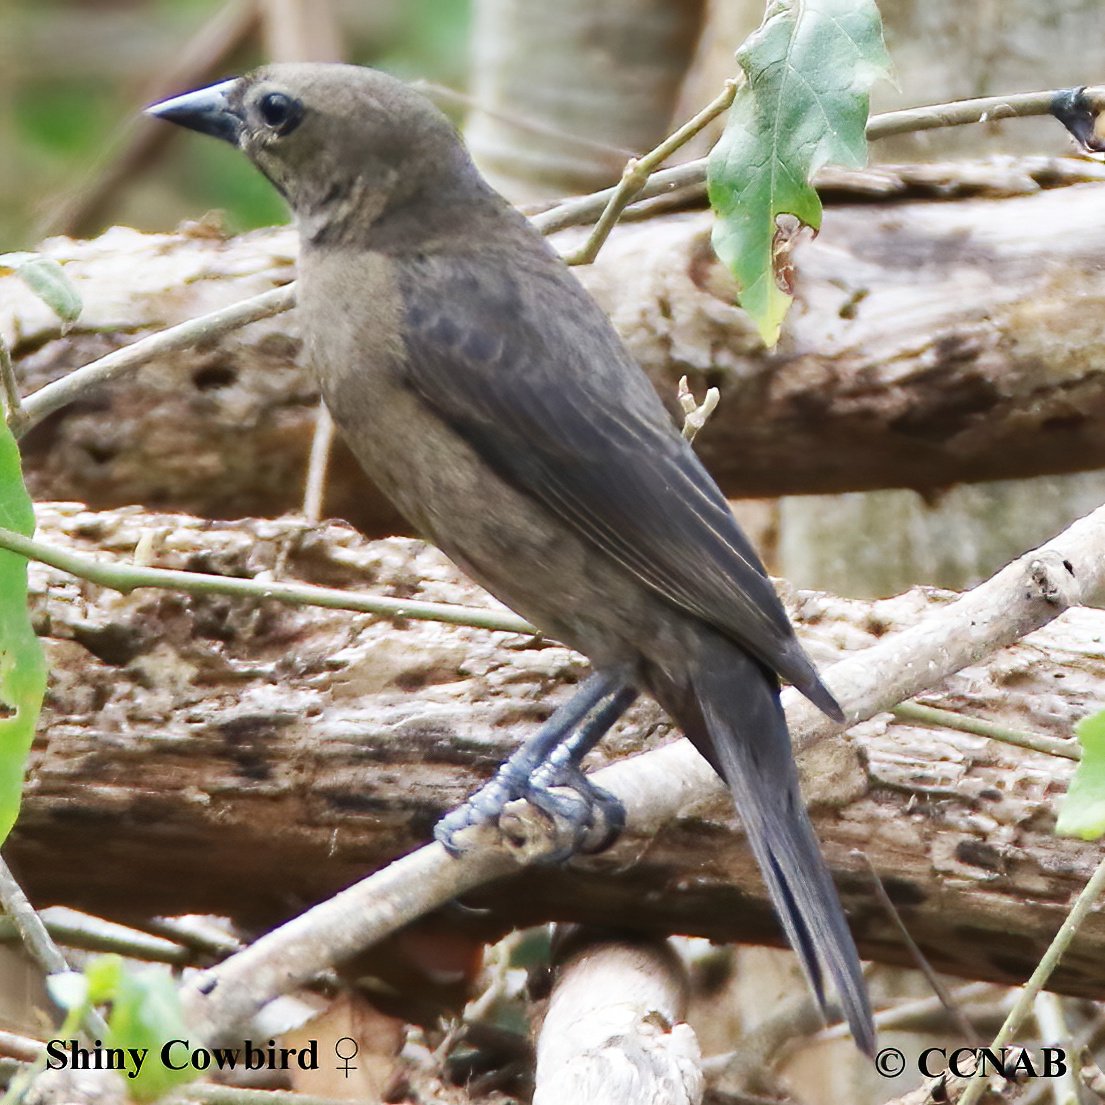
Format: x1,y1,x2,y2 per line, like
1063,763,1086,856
0,252,82,326
0,250,78,843
707,0,891,345
49,957,195,1103
0,417,45,846
1057,710,1105,840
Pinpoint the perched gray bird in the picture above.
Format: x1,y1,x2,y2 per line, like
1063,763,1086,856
148,63,874,1053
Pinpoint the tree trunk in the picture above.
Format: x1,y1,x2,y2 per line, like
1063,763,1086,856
464,0,705,201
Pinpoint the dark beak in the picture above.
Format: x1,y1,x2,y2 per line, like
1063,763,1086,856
145,79,244,145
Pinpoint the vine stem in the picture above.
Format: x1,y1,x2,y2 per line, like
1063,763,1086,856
958,852,1105,1105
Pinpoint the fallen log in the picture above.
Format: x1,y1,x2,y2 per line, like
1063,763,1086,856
6,168,1105,531
8,503,1105,999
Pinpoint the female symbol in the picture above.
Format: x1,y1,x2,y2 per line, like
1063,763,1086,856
334,1037,359,1077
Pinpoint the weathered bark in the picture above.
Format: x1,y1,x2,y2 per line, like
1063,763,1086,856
8,174,1105,537
10,503,1105,1000
672,0,1105,607
534,930,702,1105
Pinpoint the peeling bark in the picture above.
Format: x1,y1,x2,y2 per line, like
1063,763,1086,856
9,503,1105,1000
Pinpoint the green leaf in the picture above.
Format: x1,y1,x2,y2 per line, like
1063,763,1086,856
1057,710,1105,840
108,966,196,1101
83,953,126,1004
82,955,197,1102
0,252,82,328
707,0,891,345
0,417,45,845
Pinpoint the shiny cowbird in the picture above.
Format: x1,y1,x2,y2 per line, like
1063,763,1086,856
148,63,874,1053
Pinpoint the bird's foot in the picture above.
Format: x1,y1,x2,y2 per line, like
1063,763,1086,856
521,758,625,861
435,753,624,864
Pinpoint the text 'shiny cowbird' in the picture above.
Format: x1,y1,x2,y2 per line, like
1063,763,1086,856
147,63,875,1053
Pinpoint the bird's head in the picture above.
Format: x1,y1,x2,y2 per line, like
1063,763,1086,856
146,63,479,243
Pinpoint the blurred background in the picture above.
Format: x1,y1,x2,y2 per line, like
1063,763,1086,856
0,0,473,244
5,0,1105,249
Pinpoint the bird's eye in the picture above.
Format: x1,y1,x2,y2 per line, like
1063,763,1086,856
257,91,303,135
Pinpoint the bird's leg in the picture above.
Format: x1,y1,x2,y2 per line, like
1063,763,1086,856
435,671,637,859
521,684,638,856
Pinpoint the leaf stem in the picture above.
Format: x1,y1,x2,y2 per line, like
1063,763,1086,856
0,855,109,1039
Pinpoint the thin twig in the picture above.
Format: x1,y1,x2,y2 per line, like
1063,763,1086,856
958,852,1105,1105
564,80,739,266
813,981,1005,1041
861,855,980,1043
1079,1047,1105,1099
414,80,637,162
892,701,1080,761
678,375,721,443
531,159,705,236
533,84,1105,237
301,400,334,523
147,916,243,958
869,86,1105,142
1033,992,1080,1105
0,1036,40,1066
0,908,192,966
16,284,295,438
709,988,823,1092
0,858,70,979
185,1084,354,1105
0,341,28,436
0,855,109,1039
0,523,535,635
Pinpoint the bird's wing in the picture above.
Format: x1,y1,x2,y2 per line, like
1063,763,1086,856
392,247,837,714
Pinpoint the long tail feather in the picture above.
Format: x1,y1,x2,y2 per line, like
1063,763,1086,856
651,634,875,1055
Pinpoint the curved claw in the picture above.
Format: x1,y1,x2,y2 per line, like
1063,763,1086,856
434,673,636,861
525,763,625,857
435,763,626,863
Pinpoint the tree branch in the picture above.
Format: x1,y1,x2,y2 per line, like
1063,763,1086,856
0,520,534,634
532,931,702,1105
15,283,295,435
